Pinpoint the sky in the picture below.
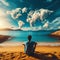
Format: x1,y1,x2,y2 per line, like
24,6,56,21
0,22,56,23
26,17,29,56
0,0,60,30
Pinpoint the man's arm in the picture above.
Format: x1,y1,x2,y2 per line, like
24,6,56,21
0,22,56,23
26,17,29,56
22,44,25,47
35,42,37,48
33,42,37,49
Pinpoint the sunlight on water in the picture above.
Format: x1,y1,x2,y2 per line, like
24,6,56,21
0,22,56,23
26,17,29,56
0,31,9,35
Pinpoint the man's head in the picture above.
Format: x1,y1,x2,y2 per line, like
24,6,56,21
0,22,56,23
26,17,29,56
28,35,32,41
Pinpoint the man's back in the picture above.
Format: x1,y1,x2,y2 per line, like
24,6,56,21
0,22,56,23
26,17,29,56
24,41,37,55
23,35,37,55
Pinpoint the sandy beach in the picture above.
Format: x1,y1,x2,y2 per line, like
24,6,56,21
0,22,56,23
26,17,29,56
0,42,60,60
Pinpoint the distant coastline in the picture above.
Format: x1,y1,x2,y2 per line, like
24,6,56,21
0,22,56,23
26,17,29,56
0,35,12,43
0,28,60,31
0,30,60,46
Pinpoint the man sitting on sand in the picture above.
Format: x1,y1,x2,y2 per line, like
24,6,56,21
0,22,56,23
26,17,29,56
23,35,37,55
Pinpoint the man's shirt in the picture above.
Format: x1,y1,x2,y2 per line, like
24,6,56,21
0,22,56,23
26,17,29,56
24,41,37,54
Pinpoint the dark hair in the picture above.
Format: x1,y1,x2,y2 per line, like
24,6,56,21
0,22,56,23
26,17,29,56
28,35,32,41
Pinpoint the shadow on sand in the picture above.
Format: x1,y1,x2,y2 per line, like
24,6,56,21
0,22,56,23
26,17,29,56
33,52,59,60
0,51,60,60
21,51,60,60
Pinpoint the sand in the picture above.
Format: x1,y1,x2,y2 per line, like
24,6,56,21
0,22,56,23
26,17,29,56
0,44,60,60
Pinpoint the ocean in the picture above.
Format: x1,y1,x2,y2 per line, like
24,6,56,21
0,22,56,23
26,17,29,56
0,30,57,42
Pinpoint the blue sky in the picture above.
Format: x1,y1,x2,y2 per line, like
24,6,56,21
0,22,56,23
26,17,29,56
0,0,60,30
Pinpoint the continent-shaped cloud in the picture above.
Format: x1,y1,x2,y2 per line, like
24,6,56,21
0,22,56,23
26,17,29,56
6,7,27,19
39,8,53,21
27,8,53,27
6,8,22,19
22,7,27,13
18,20,25,28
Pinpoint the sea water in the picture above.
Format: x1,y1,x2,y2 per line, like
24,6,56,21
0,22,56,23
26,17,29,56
0,30,57,42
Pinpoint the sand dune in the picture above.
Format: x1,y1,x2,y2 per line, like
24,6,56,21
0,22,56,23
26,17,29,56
50,30,60,40
51,30,60,36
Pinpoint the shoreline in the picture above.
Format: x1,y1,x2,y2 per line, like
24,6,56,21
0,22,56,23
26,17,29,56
0,41,60,46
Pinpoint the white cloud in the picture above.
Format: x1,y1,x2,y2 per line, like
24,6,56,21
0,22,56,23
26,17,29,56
6,7,27,19
41,17,60,30
6,8,22,19
43,21,49,28
31,26,42,31
43,17,60,30
0,0,9,6
11,17,60,31
39,8,53,21
22,7,27,13
50,17,60,29
32,11,39,21
27,8,53,27
27,10,39,27
18,20,25,28
51,17,60,24
21,26,42,31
